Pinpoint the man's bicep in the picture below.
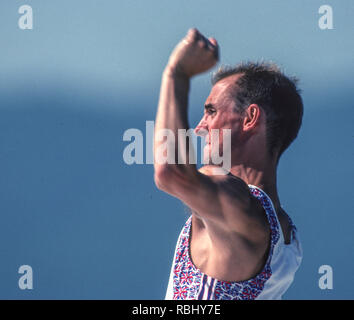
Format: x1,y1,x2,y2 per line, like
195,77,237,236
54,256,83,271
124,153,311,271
158,167,223,223
157,166,253,229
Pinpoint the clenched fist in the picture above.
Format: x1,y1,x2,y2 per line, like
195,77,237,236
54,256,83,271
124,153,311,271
166,28,219,78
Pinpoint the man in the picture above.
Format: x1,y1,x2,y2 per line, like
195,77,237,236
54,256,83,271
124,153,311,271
154,28,303,300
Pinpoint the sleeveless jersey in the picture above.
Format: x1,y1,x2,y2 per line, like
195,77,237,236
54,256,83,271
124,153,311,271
165,184,303,300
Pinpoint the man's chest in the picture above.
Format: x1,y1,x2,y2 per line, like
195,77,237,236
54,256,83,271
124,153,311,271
189,215,269,282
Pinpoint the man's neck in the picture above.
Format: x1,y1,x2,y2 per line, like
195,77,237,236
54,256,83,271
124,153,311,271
229,162,281,212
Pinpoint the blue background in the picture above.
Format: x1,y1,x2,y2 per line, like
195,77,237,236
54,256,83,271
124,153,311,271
0,0,353,299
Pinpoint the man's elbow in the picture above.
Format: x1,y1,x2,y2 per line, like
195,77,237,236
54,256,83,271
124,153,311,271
154,165,193,193
154,165,174,192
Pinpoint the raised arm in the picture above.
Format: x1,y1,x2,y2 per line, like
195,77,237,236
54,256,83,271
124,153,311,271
154,29,268,240
153,28,221,218
154,28,219,179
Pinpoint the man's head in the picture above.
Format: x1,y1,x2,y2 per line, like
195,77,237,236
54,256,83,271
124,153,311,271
195,61,303,166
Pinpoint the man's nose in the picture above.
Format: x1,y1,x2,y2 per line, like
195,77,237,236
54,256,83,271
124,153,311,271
194,119,208,136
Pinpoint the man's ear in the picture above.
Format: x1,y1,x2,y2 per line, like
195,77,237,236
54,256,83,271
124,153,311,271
243,104,261,131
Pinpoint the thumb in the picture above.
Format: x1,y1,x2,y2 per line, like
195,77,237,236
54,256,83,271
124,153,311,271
208,37,218,47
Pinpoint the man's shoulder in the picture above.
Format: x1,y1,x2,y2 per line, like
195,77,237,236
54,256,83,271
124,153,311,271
196,166,269,242
198,166,251,196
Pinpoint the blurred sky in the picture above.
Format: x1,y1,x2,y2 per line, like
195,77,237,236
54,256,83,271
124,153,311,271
0,0,353,299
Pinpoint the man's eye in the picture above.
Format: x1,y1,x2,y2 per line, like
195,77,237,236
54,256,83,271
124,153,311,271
207,109,216,115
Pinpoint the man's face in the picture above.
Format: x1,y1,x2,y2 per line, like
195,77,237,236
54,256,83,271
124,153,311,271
194,74,244,165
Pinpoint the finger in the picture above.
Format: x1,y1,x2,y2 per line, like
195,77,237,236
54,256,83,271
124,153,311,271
207,37,219,60
197,33,216,49
198,34,213,49
186,28,200,42
197,37,209,49
208,37,218,47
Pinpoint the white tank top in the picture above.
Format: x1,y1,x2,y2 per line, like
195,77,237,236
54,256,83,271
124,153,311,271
165,184,303,300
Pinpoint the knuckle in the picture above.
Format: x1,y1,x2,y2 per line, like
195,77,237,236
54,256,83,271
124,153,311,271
187,28,199,41
188,27,198,34
197,39,206,48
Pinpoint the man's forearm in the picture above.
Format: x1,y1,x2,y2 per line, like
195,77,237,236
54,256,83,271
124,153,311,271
154,67,197,175
153,28,219,185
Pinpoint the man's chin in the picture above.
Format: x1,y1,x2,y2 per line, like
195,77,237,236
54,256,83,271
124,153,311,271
199,163,229,176
202,154,220,166
202,146,222,165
